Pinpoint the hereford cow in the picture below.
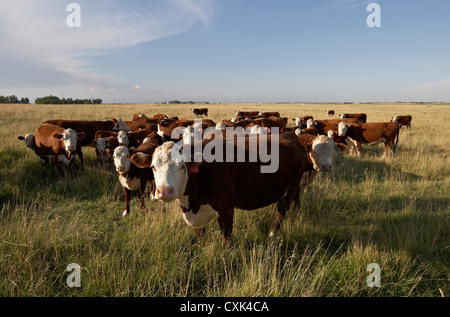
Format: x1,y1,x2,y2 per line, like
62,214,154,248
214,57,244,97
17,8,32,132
113,141,159,217
296,134,346,193
292,116,314,129
391,115,412,129
34,124,86,178
311,118,359,135
337,122,400,157
18,134,50,165
259,111,280,118
235,111,260,117
326,110,335,118
191,108,208,117
150,132,310,244
44,119,130,166
338,113,367,123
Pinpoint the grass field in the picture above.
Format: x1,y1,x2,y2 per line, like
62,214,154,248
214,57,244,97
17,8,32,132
0,102,448,297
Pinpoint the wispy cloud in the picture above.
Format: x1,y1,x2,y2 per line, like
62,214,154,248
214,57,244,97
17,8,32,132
0,0,216,98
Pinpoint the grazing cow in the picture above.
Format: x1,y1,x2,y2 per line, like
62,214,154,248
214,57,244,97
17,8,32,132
235,111,260,117
158,119,216,140
259,111,280,118
337,122,400,157
311,118,359,135
391,115,412,129
18,134,50,165
132,113,148,120
44,119,130,166
151,132,310,244
296,134,346,192
327,110,335,118
113,144,157,217
191,108,209,117
338,113,367,123
34,124,86,178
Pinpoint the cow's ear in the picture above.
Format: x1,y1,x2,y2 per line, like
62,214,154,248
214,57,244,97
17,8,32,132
77,132,86,141
53,133,63,139
131,152,152,168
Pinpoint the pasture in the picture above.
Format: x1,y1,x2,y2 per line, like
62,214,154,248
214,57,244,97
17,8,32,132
0,103,448,297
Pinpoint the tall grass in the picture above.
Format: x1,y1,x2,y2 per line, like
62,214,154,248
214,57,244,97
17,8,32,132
0,103,448,297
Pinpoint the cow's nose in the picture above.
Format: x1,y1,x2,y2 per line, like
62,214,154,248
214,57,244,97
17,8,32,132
117,166,125,172
156,186,175,199
68,146,76,152
321,165,333,172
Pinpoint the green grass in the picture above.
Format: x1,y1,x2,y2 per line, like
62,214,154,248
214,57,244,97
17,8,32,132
0,103,448,297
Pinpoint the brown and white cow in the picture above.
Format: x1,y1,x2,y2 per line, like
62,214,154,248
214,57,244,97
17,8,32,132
259,111,280,118
391,115,412,129
34,124,86,178
338,113,367,123
18,134,50,165
326,110,335,118
113,143,157,217
337,122,400,157
235,111,260,117
311,118,359,136
295,134,346,192
191,108,209,117
44,119,130,166
150,132,310,244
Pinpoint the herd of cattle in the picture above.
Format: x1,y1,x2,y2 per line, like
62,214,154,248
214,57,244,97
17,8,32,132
17,109,412,244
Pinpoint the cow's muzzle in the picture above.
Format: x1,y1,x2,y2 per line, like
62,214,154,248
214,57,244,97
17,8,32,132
155,186,176,201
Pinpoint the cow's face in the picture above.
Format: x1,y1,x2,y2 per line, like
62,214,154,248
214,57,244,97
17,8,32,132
337,122,348,137
54,128,81,154
96,138,107,154
306,119,315,129
113,146,131,174
392,116,399,124
152,142,188,202
117,131,129,146
19,134,35,149
294,117,301,127
310,135,342,172
112,118,131,131
216,122,226,131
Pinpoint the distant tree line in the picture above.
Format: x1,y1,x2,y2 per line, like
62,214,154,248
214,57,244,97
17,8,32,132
35,95,102,105
0,95,30,104
165,100,209,105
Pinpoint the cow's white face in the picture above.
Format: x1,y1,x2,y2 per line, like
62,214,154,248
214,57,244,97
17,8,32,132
249,125,260,134
306,119,315,129
152,142,188,202
96,138,106,154
113,146,131,174
340,114,345,119
113,118,131,131
117,131,129,146
392,116,399,124
216,122,226,131
182,126,194,145
337,122,348,137
327,130,335,139
54,128,79,154
310,135,340,172
22,134,35,148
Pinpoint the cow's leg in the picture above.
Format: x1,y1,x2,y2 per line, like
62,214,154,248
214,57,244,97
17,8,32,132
53,155,65,179
138,181,146,213
217,209,234,245
271,192,294,237
76,148,85,170
122,187,132,217
194,228,206,242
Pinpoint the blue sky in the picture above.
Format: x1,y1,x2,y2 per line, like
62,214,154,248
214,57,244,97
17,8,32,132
0,0,449,103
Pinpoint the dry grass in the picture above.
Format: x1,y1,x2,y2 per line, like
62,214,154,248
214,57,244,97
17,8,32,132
0,102,448,297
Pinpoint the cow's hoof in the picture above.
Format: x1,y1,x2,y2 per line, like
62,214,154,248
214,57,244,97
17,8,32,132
122,210,129,217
